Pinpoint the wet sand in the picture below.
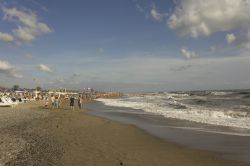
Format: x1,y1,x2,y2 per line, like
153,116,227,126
0,101,247,166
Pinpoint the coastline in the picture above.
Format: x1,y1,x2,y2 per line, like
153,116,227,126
0,102,247,166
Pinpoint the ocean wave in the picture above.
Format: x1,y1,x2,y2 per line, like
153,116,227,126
96,97,250,129
210,91,233,96
166,93,190,98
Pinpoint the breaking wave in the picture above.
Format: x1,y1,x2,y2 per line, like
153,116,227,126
96,93,250,129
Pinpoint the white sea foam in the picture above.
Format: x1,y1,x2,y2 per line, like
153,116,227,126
96,95,250,129
211,91,233,96
167,93,190,98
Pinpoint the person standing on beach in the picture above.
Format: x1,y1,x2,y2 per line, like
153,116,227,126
51,95,55,109
44,95,49,108
78,95,83,110
55,96,59,109
70,96,74,110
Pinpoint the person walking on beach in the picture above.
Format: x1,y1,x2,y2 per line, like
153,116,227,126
70,96,74,110
78,95,83,110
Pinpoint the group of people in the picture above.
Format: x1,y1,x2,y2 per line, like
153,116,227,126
70,95,83,110
45,95,84,110
50,95,61,109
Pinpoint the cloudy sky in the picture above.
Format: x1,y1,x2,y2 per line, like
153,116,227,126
1,0,250,92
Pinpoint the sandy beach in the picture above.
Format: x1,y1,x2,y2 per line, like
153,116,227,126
0,101,247,166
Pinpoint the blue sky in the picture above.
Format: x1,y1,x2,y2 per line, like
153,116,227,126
1,0,250,92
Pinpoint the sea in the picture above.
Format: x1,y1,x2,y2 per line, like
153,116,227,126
85,90,250,164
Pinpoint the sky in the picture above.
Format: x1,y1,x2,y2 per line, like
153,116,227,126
1,0,250,92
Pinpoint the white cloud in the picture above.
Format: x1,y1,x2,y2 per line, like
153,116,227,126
150,4,167,21
225,31,250,48
0,60,23,78
13,26,35,42
9,72,23,78
226,33,236,44
38,64,52,72
0,32,14,42
168,0,250,38
0,61,12,71
181,48,198,60
1,7,52,43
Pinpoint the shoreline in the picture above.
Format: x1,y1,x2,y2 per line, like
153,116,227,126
0,102,247,166
86,101,250,164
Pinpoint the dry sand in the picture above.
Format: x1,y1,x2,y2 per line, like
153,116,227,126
0,101,247,166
